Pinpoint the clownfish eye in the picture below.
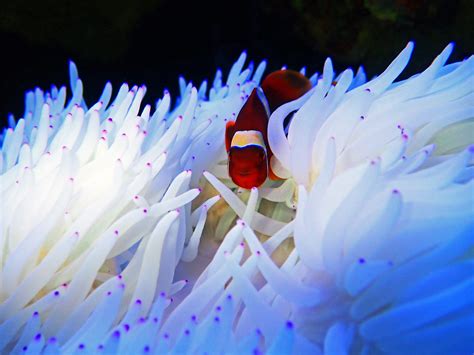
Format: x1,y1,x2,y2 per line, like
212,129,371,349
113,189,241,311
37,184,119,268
258,150,265,161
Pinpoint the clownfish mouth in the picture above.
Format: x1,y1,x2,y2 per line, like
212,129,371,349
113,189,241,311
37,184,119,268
238,171,252,176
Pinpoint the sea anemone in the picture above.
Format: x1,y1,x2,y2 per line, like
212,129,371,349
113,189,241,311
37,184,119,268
0,43,473,354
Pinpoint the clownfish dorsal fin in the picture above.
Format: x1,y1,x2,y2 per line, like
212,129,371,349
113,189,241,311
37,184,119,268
261,70,312,112
225,120,236,152
256,87,271,118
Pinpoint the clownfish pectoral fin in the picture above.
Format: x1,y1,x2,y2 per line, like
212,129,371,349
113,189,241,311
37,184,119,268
256,87,271,118
268,166,282,181
225,121,236,152
269,155,291,180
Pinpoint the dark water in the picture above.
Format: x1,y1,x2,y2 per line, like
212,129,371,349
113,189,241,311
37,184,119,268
0,0,472,126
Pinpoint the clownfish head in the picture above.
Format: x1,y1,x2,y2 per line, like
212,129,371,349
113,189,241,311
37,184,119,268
228,130,268,189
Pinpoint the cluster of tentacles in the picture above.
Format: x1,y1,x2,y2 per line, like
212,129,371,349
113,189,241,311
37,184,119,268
0,43,472,354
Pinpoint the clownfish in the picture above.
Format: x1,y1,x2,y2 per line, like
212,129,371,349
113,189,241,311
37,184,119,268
225,69,312,189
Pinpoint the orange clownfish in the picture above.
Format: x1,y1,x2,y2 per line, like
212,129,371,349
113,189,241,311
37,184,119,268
225,69,312,189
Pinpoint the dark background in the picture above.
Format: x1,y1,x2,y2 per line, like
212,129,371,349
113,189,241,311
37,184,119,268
1,0,473,126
